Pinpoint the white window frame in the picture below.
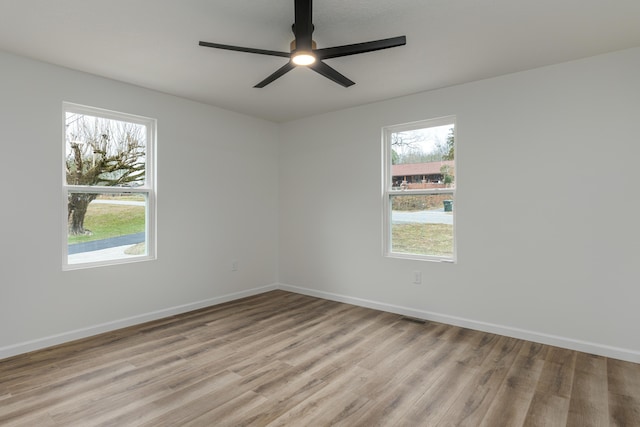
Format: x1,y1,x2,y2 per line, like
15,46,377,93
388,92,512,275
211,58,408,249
382,116,457,263
62,102,157,270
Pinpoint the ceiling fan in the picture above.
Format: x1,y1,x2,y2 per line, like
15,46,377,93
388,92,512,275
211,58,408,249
199,0,406,88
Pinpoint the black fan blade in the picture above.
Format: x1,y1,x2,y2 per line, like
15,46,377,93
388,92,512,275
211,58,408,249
315,36,406,60
309,61,355,87
254,62,296,88
199,41,290,58
294,0,313,50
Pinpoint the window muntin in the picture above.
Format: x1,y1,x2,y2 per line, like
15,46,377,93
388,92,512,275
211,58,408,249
63,103,156,269
383,117,456,262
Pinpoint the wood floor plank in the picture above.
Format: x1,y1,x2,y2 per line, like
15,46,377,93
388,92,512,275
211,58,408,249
608,358,640,427
2,412,58,427
392,349,480,425
138,370,249,427
352,323,449,402
566,353,610,427
347,363,444,427
476,341,546,427
264,365,374,427
1,290,638,426
437,335,524,426
0,361,137,425
103,370,244,426
182,390,268,427
537,347,577,398
220,371,327,426
522,392,571,427
521,346,576,426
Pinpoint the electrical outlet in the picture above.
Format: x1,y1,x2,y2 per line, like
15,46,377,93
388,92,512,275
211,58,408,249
231,260,238,271
413,271,422,284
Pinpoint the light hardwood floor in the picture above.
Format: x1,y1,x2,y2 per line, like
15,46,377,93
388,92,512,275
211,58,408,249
1,290,639,426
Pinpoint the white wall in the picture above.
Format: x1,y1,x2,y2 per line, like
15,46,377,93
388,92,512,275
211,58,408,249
2,47,639,363
279,48,640,362
0,51,280,358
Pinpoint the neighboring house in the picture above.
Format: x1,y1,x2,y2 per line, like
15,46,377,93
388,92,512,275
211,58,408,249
392,160,454,189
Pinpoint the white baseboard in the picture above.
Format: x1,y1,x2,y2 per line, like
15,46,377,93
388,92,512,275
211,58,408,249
0,283,278,361
3,282,638,363
278,283,640,364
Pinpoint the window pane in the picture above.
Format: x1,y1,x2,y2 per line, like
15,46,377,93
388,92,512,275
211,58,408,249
391,194,454,258
390,124,455,189
65,112,147,187
67,193,147,265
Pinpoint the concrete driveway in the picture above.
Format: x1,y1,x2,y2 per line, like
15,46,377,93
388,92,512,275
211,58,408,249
392,209,453,225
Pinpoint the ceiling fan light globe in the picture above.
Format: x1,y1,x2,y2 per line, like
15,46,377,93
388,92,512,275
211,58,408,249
292,53,316,66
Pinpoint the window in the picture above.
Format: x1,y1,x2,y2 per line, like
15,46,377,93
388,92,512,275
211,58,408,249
383,116,456,262
63,103,156,269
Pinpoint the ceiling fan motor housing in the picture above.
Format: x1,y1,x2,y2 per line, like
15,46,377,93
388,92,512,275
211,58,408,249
290,39,317,52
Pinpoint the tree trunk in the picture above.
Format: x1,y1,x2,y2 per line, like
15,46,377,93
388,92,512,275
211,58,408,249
68,194,97,235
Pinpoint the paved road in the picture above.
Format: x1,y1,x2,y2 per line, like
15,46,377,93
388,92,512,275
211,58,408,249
92,199,145,206
68,232,145,254
392,209,453,225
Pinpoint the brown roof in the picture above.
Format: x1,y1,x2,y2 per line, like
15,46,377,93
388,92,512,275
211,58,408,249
392,160,454,177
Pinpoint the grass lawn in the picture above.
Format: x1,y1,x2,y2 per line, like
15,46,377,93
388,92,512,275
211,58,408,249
68,203,145,244
392,223,453,257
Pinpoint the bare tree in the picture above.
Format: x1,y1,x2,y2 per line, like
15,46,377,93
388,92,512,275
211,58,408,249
391,131,426,150
65,114,145,235
392,129,454,164
391,131,427,165
443,127,454,160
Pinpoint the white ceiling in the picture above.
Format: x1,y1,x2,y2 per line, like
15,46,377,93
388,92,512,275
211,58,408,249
1,0,640,122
